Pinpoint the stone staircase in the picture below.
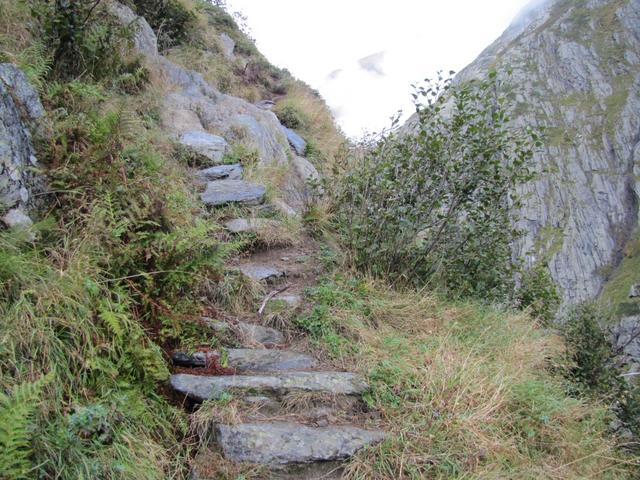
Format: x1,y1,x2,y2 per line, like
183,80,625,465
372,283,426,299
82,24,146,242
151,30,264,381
170,166,386,478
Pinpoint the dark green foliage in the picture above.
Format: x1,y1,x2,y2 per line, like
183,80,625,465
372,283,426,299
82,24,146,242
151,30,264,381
333,72,538,299
276,104,306,129
0,375,51,480
30,0,135,80
516,263,561,324
563,303,640,441
564,303,617,394
128,0,196,50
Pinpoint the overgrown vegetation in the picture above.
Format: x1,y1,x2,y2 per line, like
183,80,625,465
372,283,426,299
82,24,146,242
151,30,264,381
295,273,635,478
332,73,539,300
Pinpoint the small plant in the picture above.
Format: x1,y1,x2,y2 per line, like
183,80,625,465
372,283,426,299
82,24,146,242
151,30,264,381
129,0,196,50
516,262,561,324
275,104,306,129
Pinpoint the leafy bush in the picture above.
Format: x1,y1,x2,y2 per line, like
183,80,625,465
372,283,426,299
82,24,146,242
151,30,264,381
31,0,135,80
516,262,561,324
275,104,307,129
333,72,538,299
128,0,196,50
562,303,640,443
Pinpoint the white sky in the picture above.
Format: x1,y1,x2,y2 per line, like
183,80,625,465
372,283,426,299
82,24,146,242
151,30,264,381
225,0,533,137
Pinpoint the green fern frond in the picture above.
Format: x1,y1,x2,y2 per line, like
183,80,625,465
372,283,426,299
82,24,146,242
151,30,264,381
0,374,52,480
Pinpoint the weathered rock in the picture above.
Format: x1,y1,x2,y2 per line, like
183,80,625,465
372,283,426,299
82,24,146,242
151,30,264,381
404,0,640,308
107,1,158,57
0,63,45,216
179,131,229,163
219,33,235,60
215,422,385,465
196,164,242,181
238,264,285,283
282,156,321,212
228,349,317,372
201,180,265,206
282,127,307,156
273,294,302,308
630,285,640,299
2,208,33,229
224,218,283,234
255,100,276,110
172,349,316,372
170,371,369,401
203,318,285,346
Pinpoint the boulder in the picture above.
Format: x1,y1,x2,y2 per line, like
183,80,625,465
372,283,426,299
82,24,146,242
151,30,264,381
170,371,370,401
282,127,307,156
196,164,242,181
179,131,229,163
219,33,235,60
215,422,386,465
238,264,285,283
200,180,265,206
203,318,285,346
107,1,158,57
281,156,321,212
0,63,45,220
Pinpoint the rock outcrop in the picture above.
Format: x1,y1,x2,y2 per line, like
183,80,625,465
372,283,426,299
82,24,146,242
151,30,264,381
407,0,640,308
110,1,320,215
0,63,45,228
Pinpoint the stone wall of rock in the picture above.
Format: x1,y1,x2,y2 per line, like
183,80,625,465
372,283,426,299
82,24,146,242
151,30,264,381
109,2,318,215
0,63,45,228
407,0,640,308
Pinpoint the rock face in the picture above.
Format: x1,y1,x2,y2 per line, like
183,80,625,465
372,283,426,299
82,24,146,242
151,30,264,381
406,0,640,307
0,63,45,225
107,1,158,57
215,422,385,465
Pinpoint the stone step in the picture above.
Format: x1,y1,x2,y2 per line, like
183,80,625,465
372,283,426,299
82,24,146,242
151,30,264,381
204,318,285,347
170,371,369,402
179,130,229,163
224,217,283,234
214,422,386,465
238,264,285,283
196,164,242,181
172,348,317,372
201,180,265,206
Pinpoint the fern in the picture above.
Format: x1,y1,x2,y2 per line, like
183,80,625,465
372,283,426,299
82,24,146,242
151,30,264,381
0,374,51,479
16,42,51,92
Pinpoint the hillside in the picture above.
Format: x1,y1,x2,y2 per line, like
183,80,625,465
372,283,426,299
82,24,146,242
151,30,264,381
0,0,638,479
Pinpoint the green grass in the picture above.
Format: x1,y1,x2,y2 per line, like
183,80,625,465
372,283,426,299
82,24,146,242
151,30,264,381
292,274,637,479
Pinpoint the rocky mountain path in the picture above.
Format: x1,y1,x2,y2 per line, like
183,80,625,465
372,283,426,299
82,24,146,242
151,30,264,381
170,166,386,479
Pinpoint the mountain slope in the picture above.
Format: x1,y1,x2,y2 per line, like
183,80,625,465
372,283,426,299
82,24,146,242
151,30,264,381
433,0,640,308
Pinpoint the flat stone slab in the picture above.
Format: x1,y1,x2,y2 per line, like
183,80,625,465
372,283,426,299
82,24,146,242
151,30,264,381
204,318,285,346
172,349,316,372
239,264,285,283
196,164,242,181
201,180,266,206
224,218,283,234
179,131,229,163
170,372,369,402
272,294,302,308
215,422,386,465
283,127,307,156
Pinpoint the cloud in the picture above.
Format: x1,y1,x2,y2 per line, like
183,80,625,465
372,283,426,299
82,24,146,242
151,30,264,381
358,51,386,77
326,68,343,81
511,0,554,29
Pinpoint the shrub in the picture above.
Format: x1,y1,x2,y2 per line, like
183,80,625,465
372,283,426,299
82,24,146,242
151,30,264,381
31,0,135,80
275,104,307,129
128,0,196,50
333,72,538,299
516,262,561,324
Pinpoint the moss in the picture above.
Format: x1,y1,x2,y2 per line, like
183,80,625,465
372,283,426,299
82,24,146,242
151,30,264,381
534,225,565,260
